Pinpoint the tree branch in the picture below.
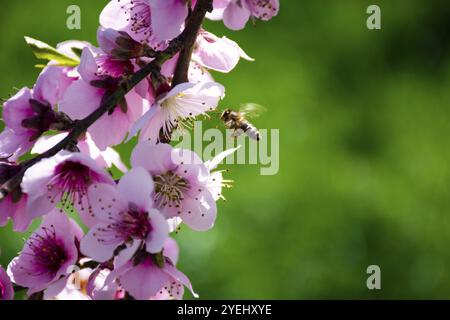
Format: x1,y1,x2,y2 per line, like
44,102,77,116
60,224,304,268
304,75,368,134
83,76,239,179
172,0,213,86
0,0,213,200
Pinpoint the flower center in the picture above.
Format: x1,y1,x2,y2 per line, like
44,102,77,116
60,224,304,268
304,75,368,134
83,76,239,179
25,225,68,277
153,171,190,208
95,203,152,244
47,161,99,209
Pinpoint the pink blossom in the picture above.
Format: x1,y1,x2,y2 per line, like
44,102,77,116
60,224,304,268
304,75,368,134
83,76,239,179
21,151,115,226
7,209,83,297
59,48,150,150
31,133,127,173
0,88,52,161
0,59,78,161
211,0,279,30
129,81,225,142
106,238,197,300
0,266,14,300
193,30,253,73
100,0,189,50
164,148,238,232
131,142,217,231
80,167,169,263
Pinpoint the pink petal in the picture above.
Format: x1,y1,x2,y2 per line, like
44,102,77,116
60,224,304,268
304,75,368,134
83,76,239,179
9,195,32,232
194,32,243,73
145,210,169,254
31,133,68,155
34,66,74,106
163,82,225,118
26,194,57,219
120,259,171,300
0,129,33,161
150,0,188,43
100,0,131,31
115,240,142,268
8,256,54,293
43,276,68,300
59,79,103,120
131,141,174,174
188,62,214,84
118,167,154,211
139,107,166,142
88,106,131,150
80,224,123,262
162,238,179,265
223,1,251,30
2,87,33,132
87,183,126,222
21,156,57,195
125,89,150,123
164,263,198,298
77,48,99,82
127,103,161,142
180,191,217,231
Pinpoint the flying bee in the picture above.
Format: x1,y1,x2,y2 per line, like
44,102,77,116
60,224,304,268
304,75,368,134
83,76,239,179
220,103,266,141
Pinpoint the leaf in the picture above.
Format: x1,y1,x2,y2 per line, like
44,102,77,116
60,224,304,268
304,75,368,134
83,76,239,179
24,36,80,67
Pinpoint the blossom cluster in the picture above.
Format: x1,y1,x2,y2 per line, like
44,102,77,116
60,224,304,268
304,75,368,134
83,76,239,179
0,0,279,300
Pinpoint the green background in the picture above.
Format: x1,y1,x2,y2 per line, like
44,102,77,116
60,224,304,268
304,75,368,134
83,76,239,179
1,0,450,299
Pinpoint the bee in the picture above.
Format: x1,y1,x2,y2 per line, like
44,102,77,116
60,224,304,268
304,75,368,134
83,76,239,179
220,103,266,141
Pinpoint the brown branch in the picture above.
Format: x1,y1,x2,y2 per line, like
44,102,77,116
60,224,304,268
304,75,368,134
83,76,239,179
0,0,213,201
172,0,213,86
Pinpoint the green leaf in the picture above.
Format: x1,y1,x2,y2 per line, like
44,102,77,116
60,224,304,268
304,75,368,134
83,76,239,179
24,36,80,67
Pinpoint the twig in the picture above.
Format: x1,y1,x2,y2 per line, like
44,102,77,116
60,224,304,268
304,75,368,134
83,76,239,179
172,0,213,86
0,0,213,201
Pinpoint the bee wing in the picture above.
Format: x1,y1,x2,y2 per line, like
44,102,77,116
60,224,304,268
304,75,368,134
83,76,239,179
239,103,267,119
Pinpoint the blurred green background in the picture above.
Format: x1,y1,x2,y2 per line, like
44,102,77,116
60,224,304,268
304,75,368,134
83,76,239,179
1,0,450,299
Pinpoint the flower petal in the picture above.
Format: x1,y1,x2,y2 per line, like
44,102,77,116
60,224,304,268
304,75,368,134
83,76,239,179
87,183,126,222
145,210,169,254
118,167,154,211
120,259,171,300
164,263,198,298
80,224,123,263
223,1,251,30
131,141,175,174
180,190,217,231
